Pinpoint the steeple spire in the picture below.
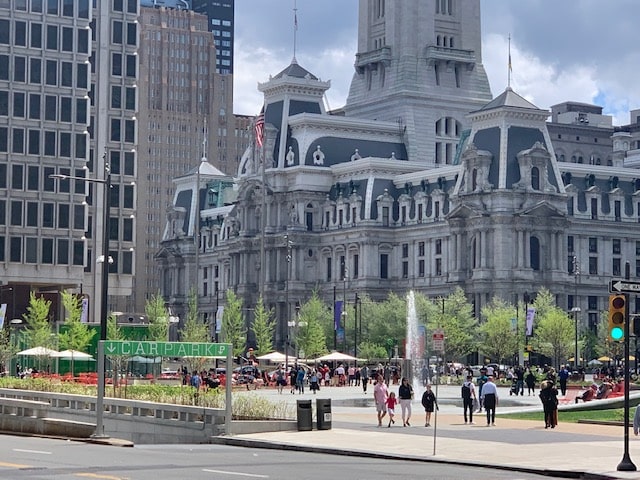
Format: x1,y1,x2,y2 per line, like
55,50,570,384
292,0,298,62
201,117,208,163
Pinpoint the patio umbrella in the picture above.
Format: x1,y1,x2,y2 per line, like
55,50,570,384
587,359,603,366
50,350,94,360
17,346,57,356
597,356,612,362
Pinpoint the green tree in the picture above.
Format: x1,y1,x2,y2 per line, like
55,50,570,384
427,288,477,362
106,314,128,390
180,289,209,372
251,296,275,356
533,308,574,368
22,292,53,370
366,292,407,356
145,292,169,342
357,341,388,361
296,291,329,359
479,297,518,364
0,327,15,376
58,290,96,374
221,289,246,357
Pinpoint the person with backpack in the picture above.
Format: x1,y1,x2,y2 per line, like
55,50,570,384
476,368,488,413
461,374,476,424
275,367,286,394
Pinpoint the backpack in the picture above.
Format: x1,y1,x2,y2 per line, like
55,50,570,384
461,382,472,400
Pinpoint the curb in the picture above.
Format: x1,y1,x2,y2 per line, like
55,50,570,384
210,436,618,480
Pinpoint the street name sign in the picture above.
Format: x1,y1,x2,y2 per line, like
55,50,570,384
102,341,230,358
609,279,640,294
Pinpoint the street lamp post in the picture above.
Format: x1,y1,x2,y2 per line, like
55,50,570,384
284,235,292,370
51,167,110,438
572,254,580,371
571,307,581,371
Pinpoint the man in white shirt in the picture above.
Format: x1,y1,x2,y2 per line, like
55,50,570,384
480,376,499,426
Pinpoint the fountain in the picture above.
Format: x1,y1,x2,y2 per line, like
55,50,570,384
404,290,423,396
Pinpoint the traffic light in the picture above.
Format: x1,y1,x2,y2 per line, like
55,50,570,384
608,294,626,341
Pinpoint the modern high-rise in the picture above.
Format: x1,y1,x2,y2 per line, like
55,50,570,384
0,0,138,325
124,4,233,314
192,0,234,74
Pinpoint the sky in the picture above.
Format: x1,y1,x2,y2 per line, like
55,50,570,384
233,0,640,126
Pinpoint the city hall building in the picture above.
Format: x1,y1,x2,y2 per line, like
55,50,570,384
157,0,640,351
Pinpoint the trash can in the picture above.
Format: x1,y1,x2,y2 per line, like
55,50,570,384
316,398,332,430
296,399,313,431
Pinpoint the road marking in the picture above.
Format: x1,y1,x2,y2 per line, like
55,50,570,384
0,461,30,468
203,469,269,478
76,474,125,480
14,448,52,455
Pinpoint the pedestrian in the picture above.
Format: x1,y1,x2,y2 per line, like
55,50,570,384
461,374,476,424
515,366,525,396
360,365,369,393
539,380,558,428
275,367,286,394
421,384,438,427
634,404,640,436
385,392,398,427
481,376,498,426
558,365,570,396
477,368,488,412
289,366,298,394
355,366,361,386
373,375,389,427
398,377,414,426
525,368,536,395
309,369,320,393
296,366,306,394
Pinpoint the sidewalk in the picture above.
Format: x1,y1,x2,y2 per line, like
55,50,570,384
220,384,640,480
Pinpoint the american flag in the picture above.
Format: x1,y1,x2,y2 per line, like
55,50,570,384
255,110,265,148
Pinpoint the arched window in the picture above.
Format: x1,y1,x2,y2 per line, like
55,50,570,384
531,166,540,190
305,203,313,231
530,236,540,271
472,168,478,191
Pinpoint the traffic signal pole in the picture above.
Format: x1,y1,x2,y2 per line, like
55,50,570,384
618,263,636,472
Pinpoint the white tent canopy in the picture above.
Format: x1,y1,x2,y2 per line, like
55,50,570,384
17,346,57,356
313,351,364,363
255,351,294,363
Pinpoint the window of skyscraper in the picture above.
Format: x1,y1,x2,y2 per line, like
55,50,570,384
78,0,89,18
46,25,58,50
112,21,123,44
44,131,56,156
57,239,69,265
62,27,73,51
0,55,7,80
42,238,53,264
15,21,27,46
60,97,71,122
78,28,88,53
32,0,43,13
31,23,42,48
62,0,73,16
0,91,7,116
61,62,72,86
0,20,8,44
30,58,42,84
14,57,26,82
47,0,58,15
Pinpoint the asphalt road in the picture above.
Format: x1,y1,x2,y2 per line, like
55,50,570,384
0,435,571,480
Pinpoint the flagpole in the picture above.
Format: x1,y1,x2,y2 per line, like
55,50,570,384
508,34,512,88
293,0,298,60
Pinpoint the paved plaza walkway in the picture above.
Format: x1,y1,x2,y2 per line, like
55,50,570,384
220,382,640,479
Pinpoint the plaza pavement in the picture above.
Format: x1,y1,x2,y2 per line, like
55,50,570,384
219,381,640,480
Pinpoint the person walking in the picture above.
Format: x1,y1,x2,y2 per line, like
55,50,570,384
373,375,389,427
481,376,499,426
461,374,476,424
476,368,488,412
539,380,559,428
296,366,306,394
385,392,398,427
421,384,438,427
515,366,525,396
525,368,536,395
558,365,570,396
398,377,414,426
275,367,286,394
360,365,369,393
289,366,298,394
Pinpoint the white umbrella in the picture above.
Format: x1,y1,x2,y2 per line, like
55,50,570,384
255,351,293,363
313,351,364,362
17,346,57,356
587,359,603,366
50,350,94,360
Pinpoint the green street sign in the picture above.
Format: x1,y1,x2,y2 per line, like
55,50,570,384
102,341,230,358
